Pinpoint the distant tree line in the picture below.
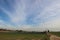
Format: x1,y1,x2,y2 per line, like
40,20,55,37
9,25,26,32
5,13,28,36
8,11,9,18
0,28,49,34
15,30,49,34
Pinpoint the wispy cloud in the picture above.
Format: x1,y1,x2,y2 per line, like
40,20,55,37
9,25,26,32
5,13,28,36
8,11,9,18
0,0,60,31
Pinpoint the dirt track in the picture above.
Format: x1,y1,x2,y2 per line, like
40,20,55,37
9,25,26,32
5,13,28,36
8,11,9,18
50,35,60,40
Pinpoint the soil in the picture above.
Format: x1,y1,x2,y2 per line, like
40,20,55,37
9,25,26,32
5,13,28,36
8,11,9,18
50,35,60,40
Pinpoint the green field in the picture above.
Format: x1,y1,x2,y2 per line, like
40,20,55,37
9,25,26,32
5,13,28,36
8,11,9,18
50,32,60,37
0,32,49,40
0,32,60,40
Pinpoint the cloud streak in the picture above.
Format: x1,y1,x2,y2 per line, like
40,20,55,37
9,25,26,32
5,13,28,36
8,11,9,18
0,0,60,31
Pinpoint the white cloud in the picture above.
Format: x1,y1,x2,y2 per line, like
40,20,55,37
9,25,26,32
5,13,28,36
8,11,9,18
34,0,60,23
0,0,42,24
0,20,16,30
0,0,60,31
40,18,60,31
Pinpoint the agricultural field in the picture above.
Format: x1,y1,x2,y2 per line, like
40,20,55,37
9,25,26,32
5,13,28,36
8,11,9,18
0,32,49,40
50,32,60,37
0,32,60,40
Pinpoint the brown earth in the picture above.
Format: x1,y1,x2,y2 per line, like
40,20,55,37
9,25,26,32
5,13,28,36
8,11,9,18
50,35,60,40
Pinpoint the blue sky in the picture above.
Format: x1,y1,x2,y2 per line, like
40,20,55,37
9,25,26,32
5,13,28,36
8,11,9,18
0,0,60,31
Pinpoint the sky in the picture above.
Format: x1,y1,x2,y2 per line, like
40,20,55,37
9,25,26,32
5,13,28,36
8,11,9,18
0,0,60,31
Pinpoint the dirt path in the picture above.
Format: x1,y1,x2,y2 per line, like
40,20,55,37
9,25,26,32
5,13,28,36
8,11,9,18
50,35,60,40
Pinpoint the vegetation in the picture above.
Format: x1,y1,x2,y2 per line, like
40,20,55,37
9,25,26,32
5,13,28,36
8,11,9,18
50,32,60,37
0,29,51,40
0,29,60,40
0,32,50,40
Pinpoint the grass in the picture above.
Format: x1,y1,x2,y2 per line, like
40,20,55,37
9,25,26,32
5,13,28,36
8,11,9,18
50,32,60,37
0,32,60,40
1,32,60,40
0,32,48,40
